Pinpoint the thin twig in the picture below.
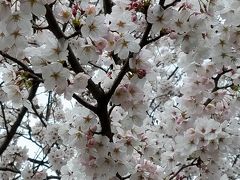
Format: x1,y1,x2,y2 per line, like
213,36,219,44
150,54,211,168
164,0,181,9
72,94,97,113
169,158,200,180
116,172,131,180
103,0,113,14
0,102,8,134
65,31,82,39
0,51,42,82
232,154,240,167
167,67,179,80
46,176,61,180
30,100,47,127
88,62,108,73
159,0,166,7
46,91,52,121
0,167,20,174
0,82,40,156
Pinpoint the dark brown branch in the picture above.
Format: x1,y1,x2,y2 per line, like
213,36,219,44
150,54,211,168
0,167,20,174
65,31,82,39
169,158,200,180
168,67,179,80
232,154,240,167
16,132,42,148
203,98,213,106
116,172,131,180
106,17,162,102
45,5,66,39
32,25,49,30
95,97,113,140
159,0,166,7
45,4,105,101
106,60,130,102
65,45,85,73
45,1,181,142
140,0,178,47
111,53,122,65
0,82,40,156
45,91,52,121
103,0,113,14
30,100,47,127
139,23,152,48
104,15,168,138
0,51,33,73
44,4,114,141
204,67,237,106
211,67,233,92
0,102,8,134
72,94,97,113
28,157,48,166
164,0,181,9
217,83,233,90
146,30,170,45
108,104,119,116
0,50,42,81
88,62,108,73
67,46,105,100
47,176,61,180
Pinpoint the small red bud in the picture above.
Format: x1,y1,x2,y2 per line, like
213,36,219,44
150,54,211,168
131,14,137,22
72,4,79,17
137,69,146,79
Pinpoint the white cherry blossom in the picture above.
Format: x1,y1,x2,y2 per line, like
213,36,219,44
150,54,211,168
20,0,46,16
81,15,107,39
114,34,140,59
41,62,70,93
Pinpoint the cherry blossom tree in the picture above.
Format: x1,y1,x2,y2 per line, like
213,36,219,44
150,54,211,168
0,0,239,179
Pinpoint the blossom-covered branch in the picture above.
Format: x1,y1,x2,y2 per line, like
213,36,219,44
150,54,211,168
0,82,40,156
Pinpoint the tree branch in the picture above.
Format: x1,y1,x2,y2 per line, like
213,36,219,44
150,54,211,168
232,154,240,167
47,176,61,180
159,0,166,7
30,100,47,127
45,5,105,101
163,0,181,9
72,93,97,113
167,67,179,80
203,66,237,106
103,0,113,14
139,23,152,48
0,50,42,81
45,91,52,121
0,51,33,73
105,60,130,102
0,102,9,134
0,82,40,156
116,172,131,180
45,5,66,39
0,167,20,174
88,62,108,73
169,158,200,180
28,157,48,166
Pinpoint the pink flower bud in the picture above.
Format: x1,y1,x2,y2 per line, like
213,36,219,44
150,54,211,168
107,72,112,79
131,14,137,22
132,2,139,9
72,4,79,17
169,32,178,39
137,69,146,79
